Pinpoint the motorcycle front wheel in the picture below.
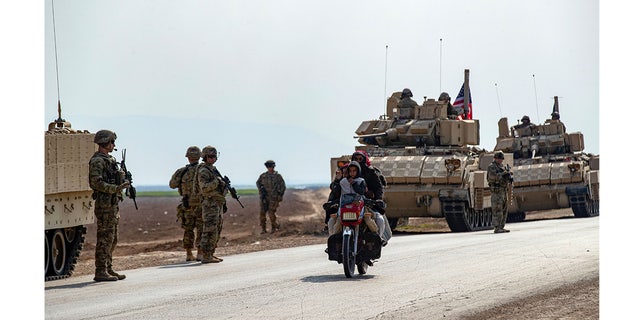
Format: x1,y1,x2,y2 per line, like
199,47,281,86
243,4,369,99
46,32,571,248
342,233,355,278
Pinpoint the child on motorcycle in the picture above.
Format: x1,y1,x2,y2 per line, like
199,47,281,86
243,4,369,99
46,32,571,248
327,161,385,242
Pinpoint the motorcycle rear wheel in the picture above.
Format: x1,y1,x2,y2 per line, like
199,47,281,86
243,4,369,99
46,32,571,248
357,262,368,275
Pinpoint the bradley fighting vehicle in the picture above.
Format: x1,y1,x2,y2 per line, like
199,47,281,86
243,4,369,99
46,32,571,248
331,70,494,232
487,96,599,221
45,106,96,280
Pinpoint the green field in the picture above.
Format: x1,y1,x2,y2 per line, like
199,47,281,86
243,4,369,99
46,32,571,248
136,189,259,197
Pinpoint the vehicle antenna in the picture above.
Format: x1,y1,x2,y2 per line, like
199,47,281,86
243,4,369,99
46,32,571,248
494,83,503,117
51,0,64,123
439,38,443,93
532,74,540,123
383,45,389,118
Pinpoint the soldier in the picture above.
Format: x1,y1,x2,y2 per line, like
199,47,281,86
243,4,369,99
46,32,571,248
256,160,286,234
89,129,129,281
439,92,459,119
169,146,204,261
396,88,418,119
487,151,513,233
195,146,228,264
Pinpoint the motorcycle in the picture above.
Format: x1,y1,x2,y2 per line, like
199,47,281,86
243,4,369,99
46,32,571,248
326,193,386,278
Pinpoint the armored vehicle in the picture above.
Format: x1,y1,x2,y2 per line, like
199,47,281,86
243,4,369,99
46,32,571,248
45,107,96,280
488,96,599,221
331,70,494,232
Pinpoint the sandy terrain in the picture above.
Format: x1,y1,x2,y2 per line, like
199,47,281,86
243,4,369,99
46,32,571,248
70,188,598,319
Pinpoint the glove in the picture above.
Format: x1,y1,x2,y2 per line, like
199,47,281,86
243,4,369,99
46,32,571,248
116,181,130,192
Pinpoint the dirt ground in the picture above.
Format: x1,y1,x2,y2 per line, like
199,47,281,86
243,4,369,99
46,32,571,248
72,188,598,319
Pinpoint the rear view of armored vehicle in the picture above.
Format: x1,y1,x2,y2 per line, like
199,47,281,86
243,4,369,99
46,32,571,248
332,70,494,232
45,108,96,280
488,96,599,221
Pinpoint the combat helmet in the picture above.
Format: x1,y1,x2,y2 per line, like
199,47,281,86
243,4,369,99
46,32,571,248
401,88,413,98
494,151,505,159
264,160,276,167
94,130,117,144
438,92,451,102
201,145,218,159
185,146,202,158
521,115,530,123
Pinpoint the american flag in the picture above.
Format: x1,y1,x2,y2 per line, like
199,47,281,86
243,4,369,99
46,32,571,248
452,84,472,119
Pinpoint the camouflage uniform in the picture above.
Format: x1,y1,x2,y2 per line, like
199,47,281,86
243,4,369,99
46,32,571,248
397,88,418,119
256,160,286,233
196,146,227,263
487,152,512,233
89,129,127,281
170,153,203,261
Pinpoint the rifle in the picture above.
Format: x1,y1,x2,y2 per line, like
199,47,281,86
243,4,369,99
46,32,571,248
222,176,244,208
258,185,269,211
120,149,138,210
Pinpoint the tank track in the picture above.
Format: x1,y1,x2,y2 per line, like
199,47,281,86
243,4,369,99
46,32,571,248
443,200,493,232
45,226,87,282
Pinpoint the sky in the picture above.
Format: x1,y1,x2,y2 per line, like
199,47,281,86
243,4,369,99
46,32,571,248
39,0,600,187
4,1,640,318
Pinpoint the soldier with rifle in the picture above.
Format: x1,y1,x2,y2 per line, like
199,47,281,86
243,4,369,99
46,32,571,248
256,160,286,234
487,151,513,233
169,146,204,261
88,130,131,281
195,146,240,264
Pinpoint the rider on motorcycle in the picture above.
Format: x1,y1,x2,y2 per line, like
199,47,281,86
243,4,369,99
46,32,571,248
327,161,387,244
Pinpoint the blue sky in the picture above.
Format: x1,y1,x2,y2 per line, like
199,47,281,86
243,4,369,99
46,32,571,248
40,0,599,186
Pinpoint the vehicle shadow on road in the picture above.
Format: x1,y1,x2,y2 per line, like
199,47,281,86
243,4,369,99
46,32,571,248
301,274,375,283
45,281,107,290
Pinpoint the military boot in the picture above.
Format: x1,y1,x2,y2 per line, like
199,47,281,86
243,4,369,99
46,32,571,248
212,255,224,262
201,251,221,264
107,269,126,280
261,226,267,234
94,269,118,282
186,248,196,261
196,248,203,261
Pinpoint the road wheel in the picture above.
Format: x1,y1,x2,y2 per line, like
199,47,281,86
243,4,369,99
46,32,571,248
50,230,67,276
45,233,50,276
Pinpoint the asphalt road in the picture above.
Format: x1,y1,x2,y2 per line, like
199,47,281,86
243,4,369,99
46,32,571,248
45,217,598,319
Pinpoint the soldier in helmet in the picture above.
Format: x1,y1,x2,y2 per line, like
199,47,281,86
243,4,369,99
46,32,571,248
513,115,538,137
486,151,513,233
439,92,459,119
169,146,204,261
194,146,228,264
89,129,130,281
256,160,286,234
396,88,418,119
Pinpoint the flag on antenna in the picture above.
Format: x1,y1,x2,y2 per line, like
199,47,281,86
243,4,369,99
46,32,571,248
452,84,472,119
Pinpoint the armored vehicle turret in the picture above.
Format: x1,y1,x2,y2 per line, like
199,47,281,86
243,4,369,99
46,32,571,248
331,70,494,232
487,96,599,220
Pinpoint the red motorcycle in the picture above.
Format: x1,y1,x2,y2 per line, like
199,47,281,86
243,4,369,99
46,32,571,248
326,193,383,278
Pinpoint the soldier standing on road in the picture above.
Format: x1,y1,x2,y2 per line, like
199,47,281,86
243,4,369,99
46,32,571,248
89,129,129,281
256,160,286,234
487,151,513,233
195,146,227,264
169,146,204,262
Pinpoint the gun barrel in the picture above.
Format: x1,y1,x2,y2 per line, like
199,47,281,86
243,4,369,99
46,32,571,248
353,132,388,139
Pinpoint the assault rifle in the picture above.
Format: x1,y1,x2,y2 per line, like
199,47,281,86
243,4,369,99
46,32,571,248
258,185,269,211
222,176,244,208
120,149,138,210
